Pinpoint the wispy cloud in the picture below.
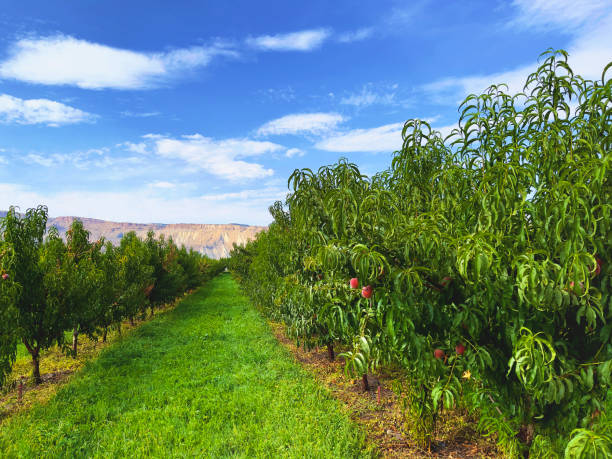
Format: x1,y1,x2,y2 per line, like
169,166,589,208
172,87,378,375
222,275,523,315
199,187,286,203
0,35,238,89
337,27,374,43
22,147,144,170
257,86,296,102
315,120,457,153
120,110,161,118
257,112,345,136
340,83,401,107
315,122,404,153
384,1,429,27
422,65,533,104
285,148,305,158
0,93,96,126
118,141,149,154
423,4,612,104
24,153,56,167
509,0,609,31
247,28,331,51
148,181,177,189
152,134,279,180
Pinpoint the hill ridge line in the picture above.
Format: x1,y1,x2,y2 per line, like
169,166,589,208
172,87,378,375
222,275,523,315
1,211,265,259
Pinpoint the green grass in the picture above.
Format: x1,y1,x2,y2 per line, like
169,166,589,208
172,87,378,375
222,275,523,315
0,274,369,458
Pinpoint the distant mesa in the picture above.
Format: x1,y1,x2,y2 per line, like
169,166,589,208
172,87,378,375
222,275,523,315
0,211,265,259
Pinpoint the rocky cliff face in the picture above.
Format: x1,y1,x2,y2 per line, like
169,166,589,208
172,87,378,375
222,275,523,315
47,216,265,259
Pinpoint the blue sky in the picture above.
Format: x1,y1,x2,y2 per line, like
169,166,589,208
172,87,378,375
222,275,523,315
0,0,610,225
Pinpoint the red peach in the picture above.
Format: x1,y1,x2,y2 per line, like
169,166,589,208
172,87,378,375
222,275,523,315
440,276,452,288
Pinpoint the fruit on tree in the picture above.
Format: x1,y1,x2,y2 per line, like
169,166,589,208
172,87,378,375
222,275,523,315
362,285,373,298
225,54,612,453
440,276,452,288
595,258,602,276
350,278,359,289
1,273,8,280
569,281,584,294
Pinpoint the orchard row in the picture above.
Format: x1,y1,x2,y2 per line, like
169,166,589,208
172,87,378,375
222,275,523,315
229,51,611,457
0,205,225,386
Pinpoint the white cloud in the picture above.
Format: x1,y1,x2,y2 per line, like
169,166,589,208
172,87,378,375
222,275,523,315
142,133,164,140
258,86,296,102
341,83,399,107
199,187,286,202
22,147,145,170
337,28,374,43
423,7,612,104
510,0,609,30
0,183,278,226
0,35,238,89
153,134,279,180
119,141,149,154
0,93,95,125
285,148,305,158
148,181,176,189
25,153,56,167
563,11,612,80
247,29,331,51
384,3,427,28
315,122,404,153
422,65,533,104
315,120,458,153
257,112,345,136
120,111,161,118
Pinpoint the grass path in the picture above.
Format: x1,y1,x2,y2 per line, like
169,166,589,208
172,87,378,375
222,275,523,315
0,274,369,458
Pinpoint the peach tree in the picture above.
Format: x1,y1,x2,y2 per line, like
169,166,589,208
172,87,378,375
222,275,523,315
230,50,611,456
0,240,18,386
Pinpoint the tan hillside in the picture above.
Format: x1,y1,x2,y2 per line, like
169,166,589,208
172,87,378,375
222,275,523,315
48,216,265,259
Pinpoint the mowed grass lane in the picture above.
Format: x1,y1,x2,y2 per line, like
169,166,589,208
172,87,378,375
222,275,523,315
0,274,369,458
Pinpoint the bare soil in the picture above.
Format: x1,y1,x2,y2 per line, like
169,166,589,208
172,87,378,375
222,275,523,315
268,321,500,458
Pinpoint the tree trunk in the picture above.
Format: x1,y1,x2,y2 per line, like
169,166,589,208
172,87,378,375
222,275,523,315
150,304,155,318
362,373,369,392
130,317,135,326
118,324,122,336
23,340,42,385
72,328,79,357
327,342,335,361
31,352,41,385
102,327,108,343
